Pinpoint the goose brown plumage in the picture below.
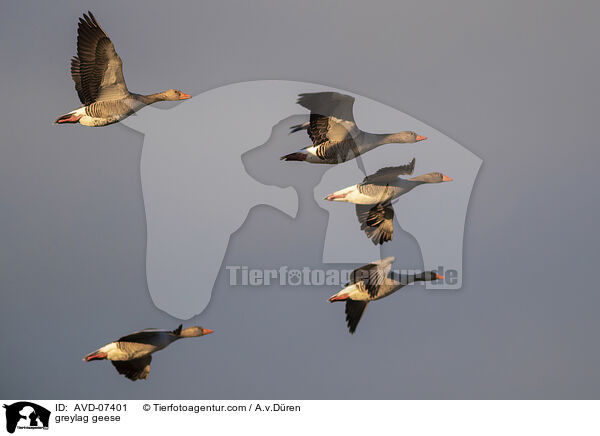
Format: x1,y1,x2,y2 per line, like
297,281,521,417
328,257,443,333
54,11,190,127
281,92,427,163
83,324,213,381
324,158,452,244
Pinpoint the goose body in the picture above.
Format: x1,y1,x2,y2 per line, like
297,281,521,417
281,92,426,164
328,257,443,333
324,159,452,244
55,12,190,127
84,324,213,381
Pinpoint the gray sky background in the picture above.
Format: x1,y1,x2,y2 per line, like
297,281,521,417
1,0,599,399
123,81,479,319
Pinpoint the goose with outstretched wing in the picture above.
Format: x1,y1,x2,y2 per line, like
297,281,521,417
281,92,426,164
328,257,443,333
84,325,213,381
55,12,190,127
324,158,452,244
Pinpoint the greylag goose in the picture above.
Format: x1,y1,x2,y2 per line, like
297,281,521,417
281,92,426,163
328,257,443,333
324,158,452,244
54,12,190,127
83,324,213,381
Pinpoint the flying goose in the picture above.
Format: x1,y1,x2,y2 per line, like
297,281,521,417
54,12,190,127
328,257,444,333
324,158,452,244
281,92,426,163
83,324,213,381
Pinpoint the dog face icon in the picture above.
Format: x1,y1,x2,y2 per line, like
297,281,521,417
3,402,50,434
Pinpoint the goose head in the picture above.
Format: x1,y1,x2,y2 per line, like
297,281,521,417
179,326,214,337
408,172,453,183
160,89,192,101
415,271,445,282
388,131,427,143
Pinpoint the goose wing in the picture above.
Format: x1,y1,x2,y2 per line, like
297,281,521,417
312,137,361,162
356,202,395,245
295,92,357,144
348,257,395,298
117,328,174,345
111,355,152,381
362,159,416,184
345,301,369,334
71,11,129,105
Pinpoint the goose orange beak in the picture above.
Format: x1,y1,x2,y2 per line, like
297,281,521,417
416,135,427,141
203,328,214,335
442,175,453,182
179,92,191,100
436,274,445,280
